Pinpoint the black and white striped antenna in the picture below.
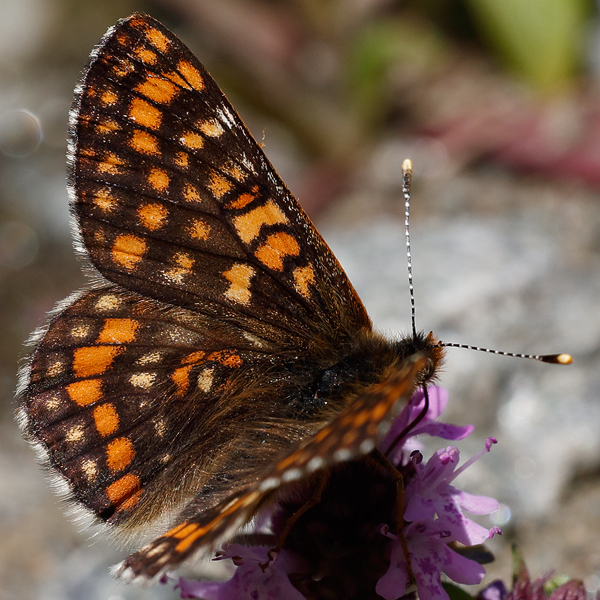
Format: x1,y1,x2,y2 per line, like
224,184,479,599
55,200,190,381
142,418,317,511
400,159,572,366
402,159,417,340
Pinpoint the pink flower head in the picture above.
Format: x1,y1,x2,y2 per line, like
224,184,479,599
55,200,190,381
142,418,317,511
173,545,307,600
404,442,499,546
163,387,500,600
376,438,501,600
381,386,474,464
376,522,487,600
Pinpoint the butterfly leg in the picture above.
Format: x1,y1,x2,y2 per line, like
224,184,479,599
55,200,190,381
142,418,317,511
368,449,415,586
260,471,328,569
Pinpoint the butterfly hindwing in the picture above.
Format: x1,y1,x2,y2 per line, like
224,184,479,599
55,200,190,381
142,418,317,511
20,284,327,533
117,353,432,578
69,13,370,336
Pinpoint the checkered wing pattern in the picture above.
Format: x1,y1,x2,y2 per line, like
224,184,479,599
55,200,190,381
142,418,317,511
68,13,370,335
118,353,432,578
18,13,442,582
22,285,321,532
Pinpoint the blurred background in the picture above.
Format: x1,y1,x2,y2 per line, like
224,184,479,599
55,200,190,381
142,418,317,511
1,0,599,598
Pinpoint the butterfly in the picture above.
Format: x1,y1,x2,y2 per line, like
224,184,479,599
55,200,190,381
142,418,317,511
18,13,494,582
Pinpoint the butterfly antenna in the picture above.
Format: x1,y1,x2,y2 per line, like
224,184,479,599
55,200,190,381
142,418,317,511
437,342,572,365
402,159,417,340
402,159,572,367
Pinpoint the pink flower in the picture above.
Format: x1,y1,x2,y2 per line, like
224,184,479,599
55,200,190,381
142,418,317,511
404,442,500,546
164,387,500,600
376,439,501,600
376,522,487,600
173,545,306,600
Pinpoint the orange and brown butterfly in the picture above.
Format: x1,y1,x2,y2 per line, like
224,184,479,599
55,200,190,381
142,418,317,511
17,13,445,581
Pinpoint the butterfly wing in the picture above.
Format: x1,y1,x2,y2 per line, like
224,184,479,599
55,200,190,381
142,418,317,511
18,12,439,581
117,353,433,579
19,284,331,536
69,13,370,336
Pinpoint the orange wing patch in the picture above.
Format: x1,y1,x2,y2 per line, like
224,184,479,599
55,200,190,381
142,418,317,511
293,266,315,299
142,24,171,53
131,129,160,155
147,168,170,192
134,47,157,64
136,74,178,104
188,218,210,240
129,97,162,130
254,232,300,271
198,119,224,138
96,119,120,134
138,202,168,230
101,90,118,105
73,346,121,378
93,403,120,436
208,171,232,199
93,188,117,212
183,182,202,204
112,234,148,270
227,192,255,210
106,473,142,508
178,60,204,91
97,152,125,175
233,200,288,244
174,151,189,168
174,252,194,269
67,379,103,407
180,131,204,150
222,263,254,305
172,365,192,396
97,318,139,344
107,437,136,472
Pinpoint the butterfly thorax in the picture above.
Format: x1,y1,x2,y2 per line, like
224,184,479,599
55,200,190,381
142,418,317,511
305,329,442,416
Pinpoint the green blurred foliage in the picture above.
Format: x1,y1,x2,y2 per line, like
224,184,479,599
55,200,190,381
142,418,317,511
346,17,448,129
443,582,478,600
463,0,592,91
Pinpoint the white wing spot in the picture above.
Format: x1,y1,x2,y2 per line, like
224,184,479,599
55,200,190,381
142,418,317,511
359,439,375,454
81,458,98,481
95,294,121,311
137,351,164,365
130,372,156,389
155,418,167,437
71,324,90,339
197,367,214,393
47,361,64,377
333,448,352,462
65,424,84,442
45,395,61,411
281,468,302,482
259,476,280,491
306,456,325,472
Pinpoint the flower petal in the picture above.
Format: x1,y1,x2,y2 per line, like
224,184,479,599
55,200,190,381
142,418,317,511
455,490,499,516
441,545,486,585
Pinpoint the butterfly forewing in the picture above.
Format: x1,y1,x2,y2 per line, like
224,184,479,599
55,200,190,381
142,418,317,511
69,14,370,334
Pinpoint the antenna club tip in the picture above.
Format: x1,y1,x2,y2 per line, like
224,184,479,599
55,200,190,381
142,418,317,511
402,158,413,176
541,353,573,365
